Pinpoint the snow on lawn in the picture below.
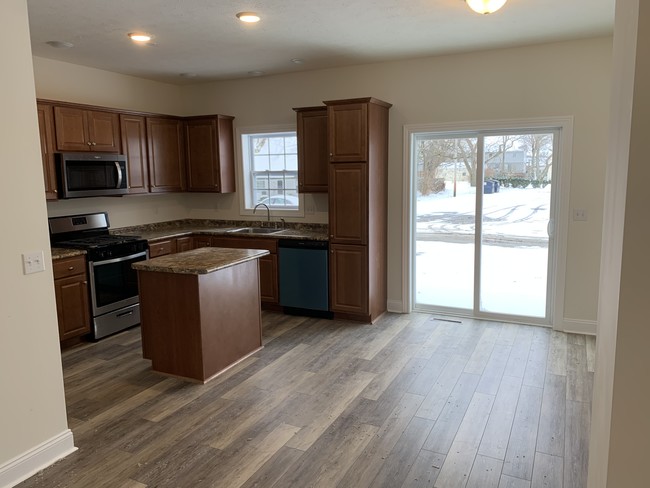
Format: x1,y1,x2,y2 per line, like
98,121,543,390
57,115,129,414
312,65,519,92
416,181,551,240
415,181,550,317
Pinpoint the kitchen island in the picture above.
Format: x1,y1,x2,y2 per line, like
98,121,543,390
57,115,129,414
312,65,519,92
133,246,269,383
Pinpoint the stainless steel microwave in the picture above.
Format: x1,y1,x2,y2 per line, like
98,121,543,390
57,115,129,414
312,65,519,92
57,153,129,198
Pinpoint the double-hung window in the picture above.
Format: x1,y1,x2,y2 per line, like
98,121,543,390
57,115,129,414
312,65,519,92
239,127,301,214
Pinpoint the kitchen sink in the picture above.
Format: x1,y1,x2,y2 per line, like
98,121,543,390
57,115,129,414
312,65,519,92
227,227,282,235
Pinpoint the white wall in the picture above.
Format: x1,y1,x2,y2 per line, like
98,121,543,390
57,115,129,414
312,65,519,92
0,1,73,485
183,37,613,325
589,1,650,486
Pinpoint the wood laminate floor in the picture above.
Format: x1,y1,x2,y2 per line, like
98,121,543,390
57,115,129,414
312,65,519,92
19,312,594,488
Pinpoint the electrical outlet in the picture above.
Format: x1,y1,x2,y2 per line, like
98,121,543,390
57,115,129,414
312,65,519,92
22,251,45,275
573,208,588,221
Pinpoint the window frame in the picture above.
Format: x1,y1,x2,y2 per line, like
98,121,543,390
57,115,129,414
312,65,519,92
235,124,304,217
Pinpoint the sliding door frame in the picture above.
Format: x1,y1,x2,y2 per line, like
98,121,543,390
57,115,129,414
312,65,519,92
402,116,574,330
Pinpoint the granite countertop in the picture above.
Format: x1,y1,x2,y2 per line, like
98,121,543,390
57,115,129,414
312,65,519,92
51,248,87,260
132,247,270,275
112,219,329,242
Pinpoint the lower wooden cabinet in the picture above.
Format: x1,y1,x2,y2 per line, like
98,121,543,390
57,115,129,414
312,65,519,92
211,236,279,305
53,256,90,341
329,243,369,317
176,236,193,253
193,236,213,249
148,238,177,258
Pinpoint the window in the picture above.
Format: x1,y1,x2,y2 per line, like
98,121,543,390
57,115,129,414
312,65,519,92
239,128,301,213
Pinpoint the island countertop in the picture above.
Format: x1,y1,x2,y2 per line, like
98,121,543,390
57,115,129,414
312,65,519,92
132,247,270,275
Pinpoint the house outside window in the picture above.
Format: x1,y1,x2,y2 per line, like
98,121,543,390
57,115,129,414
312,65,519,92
239,127,302,215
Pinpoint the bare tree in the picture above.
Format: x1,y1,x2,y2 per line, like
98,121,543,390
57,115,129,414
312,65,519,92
520,133,553,182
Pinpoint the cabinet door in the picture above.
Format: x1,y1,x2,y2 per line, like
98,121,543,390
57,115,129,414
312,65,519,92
328,103,368,162
259,254,279,303
37,103,58,200
185,119,219,192
329,163,368,245
217,116,236,193
55,275,91,341
146,117,186,192
329,244,368,315
54,106,89,151
149,239,177,257
176,237,193,253
193,236,213,249
120,114,150,194
86,110,121,152
296,108,328,192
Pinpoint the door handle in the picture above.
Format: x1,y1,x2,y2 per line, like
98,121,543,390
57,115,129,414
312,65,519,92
115,161,123,189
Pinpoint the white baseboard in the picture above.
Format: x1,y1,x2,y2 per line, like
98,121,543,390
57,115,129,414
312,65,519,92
0,430,76,488
560,318,597,336
387,300,405,313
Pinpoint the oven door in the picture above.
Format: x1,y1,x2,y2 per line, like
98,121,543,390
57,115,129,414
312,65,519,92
88,251,147,316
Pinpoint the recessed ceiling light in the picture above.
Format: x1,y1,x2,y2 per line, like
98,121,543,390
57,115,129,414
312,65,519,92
46,40,74,49
128,33,152,42
248,70,265,77
291,58,304,64
236,12,260,23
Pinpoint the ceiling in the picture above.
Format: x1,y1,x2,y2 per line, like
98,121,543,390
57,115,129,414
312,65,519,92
26,0,615,85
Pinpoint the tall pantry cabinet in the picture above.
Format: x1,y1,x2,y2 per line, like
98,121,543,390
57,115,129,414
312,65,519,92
324,97,391,322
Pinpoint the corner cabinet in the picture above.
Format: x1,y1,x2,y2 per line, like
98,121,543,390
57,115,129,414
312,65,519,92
36,102,58,200
53,106,121,152
185,116,236,193
324,97,391,322
146,117,186,193
294,106,329,193
53,255,91,342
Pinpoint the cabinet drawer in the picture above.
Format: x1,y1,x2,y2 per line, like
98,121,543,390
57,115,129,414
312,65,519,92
149,239,176,257
53,255,87,279
211,236,278,254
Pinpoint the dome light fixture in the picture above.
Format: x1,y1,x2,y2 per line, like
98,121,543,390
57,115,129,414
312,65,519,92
128,33,152,42
236,12,261,23
465,0,507,14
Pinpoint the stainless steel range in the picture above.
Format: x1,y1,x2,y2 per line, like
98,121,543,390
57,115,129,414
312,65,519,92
49,212,148,339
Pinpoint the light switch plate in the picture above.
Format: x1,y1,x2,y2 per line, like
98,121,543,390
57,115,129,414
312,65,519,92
22,251,45,275
573,208,588,221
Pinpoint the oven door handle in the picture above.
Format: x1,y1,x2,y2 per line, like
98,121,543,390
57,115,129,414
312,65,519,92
115,161,124,189
90,251,148,267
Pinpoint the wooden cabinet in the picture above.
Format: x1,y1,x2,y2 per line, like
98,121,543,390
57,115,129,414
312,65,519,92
148,238,177,258
120,114,149,194
211,236,279,305
324,97,391,322
37,102,58,200
327,102,369,162
176,236,193,253
193,236,213,249
185,116,236,193
54,106,121,152
146,117,186,193
53,255,90,341
294,106,328,193
329,163,368,245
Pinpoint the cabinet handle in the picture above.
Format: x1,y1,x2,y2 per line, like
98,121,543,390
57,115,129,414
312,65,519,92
92,142,97,146
68,266,75,271
330,235,334,238
83,281,88,285
53,189,58,193
87,141,92,146
331,250,334,254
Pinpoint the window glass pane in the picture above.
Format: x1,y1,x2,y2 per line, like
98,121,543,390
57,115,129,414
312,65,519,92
253,137,269,155
286,154,298,171
285,136,298,154
269,137,285,154
253,155,269,171
270,154,285,171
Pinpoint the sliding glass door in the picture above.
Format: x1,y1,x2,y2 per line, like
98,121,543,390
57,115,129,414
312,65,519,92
412,128,558,323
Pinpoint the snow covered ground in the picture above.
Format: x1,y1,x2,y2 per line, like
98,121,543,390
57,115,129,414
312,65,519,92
414,181,550,317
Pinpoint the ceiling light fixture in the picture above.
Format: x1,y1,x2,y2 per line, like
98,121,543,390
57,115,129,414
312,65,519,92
128,33,152,42
290,58,304,64
248,70,265,76
465,0,507,14
236,12,260,23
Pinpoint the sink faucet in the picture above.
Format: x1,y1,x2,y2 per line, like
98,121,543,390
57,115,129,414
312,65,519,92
253,203,270,224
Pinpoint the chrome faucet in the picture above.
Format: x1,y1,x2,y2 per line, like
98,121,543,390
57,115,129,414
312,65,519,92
253,203,270,224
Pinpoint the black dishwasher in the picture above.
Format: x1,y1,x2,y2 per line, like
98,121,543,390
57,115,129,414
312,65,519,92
278,239,332,318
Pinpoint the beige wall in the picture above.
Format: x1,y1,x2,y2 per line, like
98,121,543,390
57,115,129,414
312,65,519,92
183,37,612,323
589,1,650,486
34,37,612,326
0,0,70,475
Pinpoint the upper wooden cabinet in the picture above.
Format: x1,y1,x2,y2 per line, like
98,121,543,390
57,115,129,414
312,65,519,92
294,106,328,193
120,114,149,194
146,117,186,193
326,102,369,162
36,103,58,200
185,116,236,193
54,106,121,152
